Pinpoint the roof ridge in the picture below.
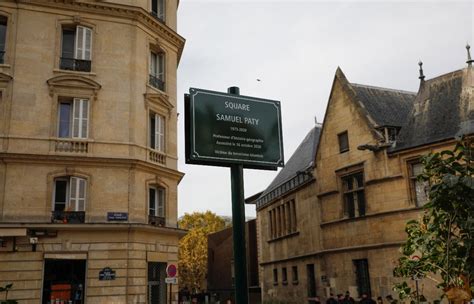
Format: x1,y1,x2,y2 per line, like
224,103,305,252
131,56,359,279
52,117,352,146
351,82,417,95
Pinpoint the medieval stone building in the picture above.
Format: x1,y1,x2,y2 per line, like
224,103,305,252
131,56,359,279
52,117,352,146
254,53,473,303
0,0,185,303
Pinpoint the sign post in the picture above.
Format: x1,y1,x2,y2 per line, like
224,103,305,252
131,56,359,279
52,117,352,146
185,86,284,304
166,264,177,304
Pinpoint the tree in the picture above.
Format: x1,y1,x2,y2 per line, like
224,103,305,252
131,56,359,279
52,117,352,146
393,138,474,303
178,211,227,293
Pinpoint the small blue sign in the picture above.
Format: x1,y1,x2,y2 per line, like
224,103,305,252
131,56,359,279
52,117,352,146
99,267,116,280
107,212,128,221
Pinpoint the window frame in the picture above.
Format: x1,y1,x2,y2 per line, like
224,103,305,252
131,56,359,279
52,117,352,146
282,267,288,285
148,185,165,218
292,265,299,284
273,268,278,285
57,97,89,139
149,50,165,91
151,0,166,22
409,161,429,207
149,111,166,152
52,176,87,212
338,131,349,153
0,15,7,64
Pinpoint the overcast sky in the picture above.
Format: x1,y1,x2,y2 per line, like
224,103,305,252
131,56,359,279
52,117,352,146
176,0,473,218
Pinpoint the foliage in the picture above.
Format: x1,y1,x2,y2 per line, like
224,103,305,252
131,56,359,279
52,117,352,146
393,138,474,301
0,283,18,304
178,211,227,292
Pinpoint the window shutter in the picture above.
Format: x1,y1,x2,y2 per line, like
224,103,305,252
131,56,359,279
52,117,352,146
150,52,157,76
154,114,160,151
69,177,86,212
72,98,89,139
157,188,165,217
156,114,165,152
158,53,165,80
75,26,92,60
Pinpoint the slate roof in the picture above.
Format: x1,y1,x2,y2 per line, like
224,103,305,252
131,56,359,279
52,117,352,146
392,68,474,152
254,125,321,210
351,83,416,127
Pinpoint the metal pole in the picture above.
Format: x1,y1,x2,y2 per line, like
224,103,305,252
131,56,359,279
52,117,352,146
228,86,249,304
169,283,172,304
415,279,419,304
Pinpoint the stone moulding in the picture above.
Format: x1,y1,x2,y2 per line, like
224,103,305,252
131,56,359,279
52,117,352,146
20,0,186,62
46,74,101,97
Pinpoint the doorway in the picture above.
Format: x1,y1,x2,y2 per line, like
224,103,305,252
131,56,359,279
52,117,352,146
148,262,167,303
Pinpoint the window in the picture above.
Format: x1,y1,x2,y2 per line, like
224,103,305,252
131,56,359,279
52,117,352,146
282,267,288,285
0,16,6,64
52,176,86,223
273,268,278,285
151,0,166,21
149,51,165,91
149,186,165,217
385,127,399,143
60,25,92,72
410,162,429,207
268,199,297,240
307,264,316,297
292,266,298,284
342,171,366,218
149,112,165,152
338,131,349,153
58,98,89,139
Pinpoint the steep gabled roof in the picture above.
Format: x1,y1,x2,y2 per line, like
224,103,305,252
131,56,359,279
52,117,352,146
255,125,321,210
392,68,473,152
351,83,416,127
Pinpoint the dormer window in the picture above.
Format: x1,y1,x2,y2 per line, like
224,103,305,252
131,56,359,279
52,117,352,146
60,25,92,72
383,127,399,143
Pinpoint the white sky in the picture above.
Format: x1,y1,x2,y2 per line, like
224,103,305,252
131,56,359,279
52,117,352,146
176,0,473,218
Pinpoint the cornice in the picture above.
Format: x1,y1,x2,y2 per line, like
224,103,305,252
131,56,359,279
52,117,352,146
17,0,186,62
47,74,102,96
0,152,185,181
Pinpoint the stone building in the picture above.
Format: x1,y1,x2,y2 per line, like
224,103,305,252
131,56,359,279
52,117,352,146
254,53,473,303
0,0,185,303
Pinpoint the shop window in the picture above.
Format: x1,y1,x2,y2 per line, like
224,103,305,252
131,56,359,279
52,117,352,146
58,98,89,139
149,186,165,226
342,171,366,218
149,112,165,152
60,25,92,72
149,51,165,91
0,16,6,64
338,131,349,153
409,162,429,207
52,177,86,224
151,0,166,22
42,259,86,304
292,266,299,284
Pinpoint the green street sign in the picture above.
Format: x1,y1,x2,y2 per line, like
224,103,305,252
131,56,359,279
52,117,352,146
185,88,284,169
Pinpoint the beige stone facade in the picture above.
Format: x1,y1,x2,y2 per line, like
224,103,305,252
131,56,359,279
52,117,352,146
0,0,185,303
255,64,473,303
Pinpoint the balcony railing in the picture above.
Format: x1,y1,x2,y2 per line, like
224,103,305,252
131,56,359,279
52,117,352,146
149,74,165,91
51,211,85,224
55,139,89,153
0,50,4,64
149,149,166,165
60,57,92,72
148,215,165,227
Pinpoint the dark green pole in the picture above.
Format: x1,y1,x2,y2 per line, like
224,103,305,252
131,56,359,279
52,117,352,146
228,86,249,304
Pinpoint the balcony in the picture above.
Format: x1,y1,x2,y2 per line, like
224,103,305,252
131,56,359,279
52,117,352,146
51,211,85,224
0,50,4,64
149,149,166,165
148,215,165,227
149,74,165,91
60,57,91,72
55,139,89,153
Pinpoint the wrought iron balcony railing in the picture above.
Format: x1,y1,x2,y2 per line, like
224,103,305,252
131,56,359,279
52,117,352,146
0,50,4,64
149,74,165,91
60,57,92,72
148,215,165,227
51,211,85,224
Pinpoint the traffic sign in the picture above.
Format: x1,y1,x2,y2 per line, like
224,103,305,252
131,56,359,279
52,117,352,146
166,264,177,278
165,277,178,284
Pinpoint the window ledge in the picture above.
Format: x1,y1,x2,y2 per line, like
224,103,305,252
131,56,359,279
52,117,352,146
0,63,11,69
146,83,166,95
268,231,299,243
53,68,96,77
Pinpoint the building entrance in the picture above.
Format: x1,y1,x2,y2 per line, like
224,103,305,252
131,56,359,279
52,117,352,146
148,262,167,303
42,259,86,304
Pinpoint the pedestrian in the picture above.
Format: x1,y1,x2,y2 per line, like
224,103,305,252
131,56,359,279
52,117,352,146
314,296,321,304
344,291,355,304
337,294,345,304
377,296,383,304
359,293,376,304
327,293,338,304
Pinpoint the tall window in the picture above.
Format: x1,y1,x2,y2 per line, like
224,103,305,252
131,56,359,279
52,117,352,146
273,268,278,285
149,51,165,91
149,186,165,218
268,199,297,240
150,112,165,152
292,266,298,284
53,177,86,212
338,131,349,153
353,259,371,297
151,0,165,21
60,26,92,72
342,171,366,218
58,98,89,139
282,267,288,285
0,16,6,64
410,162,429,207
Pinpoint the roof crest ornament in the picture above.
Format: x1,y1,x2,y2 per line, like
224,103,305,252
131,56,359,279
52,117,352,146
418,61,425,81
466,44,473,67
